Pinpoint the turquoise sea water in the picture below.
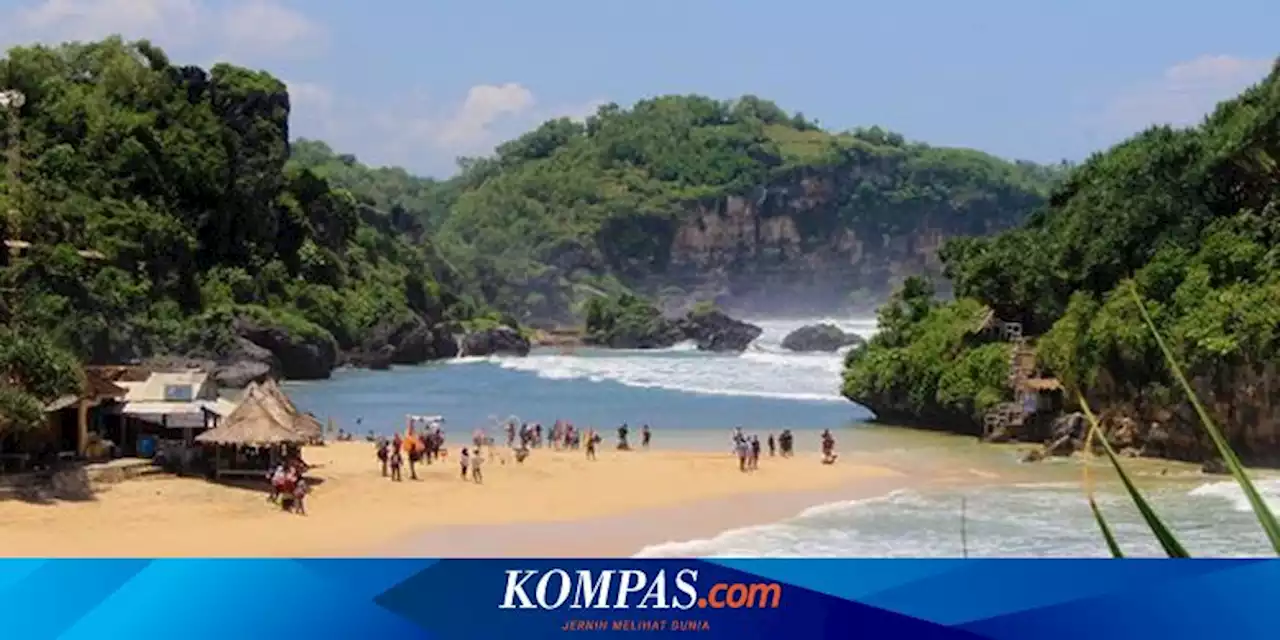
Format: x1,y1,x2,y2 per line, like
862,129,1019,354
286,317,1280,558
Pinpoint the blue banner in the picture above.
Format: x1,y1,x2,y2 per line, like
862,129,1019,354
3,559,1276,639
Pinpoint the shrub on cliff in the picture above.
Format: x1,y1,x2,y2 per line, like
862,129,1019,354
841,278,1010,429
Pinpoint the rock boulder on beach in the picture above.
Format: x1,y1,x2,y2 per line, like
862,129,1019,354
781,323,864,352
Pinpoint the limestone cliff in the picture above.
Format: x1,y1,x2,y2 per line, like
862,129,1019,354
430,95,1061,323
643,166,1043,316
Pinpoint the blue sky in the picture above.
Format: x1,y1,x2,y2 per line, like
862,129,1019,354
1,0,1276,177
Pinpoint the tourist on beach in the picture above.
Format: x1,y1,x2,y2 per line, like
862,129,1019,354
779,430,794,457
407,441,421,480
505,421,515,448
641,424,651,449
267,463,286,503
585,431,598,460
750,435,761,470
820,429,838,464
376,440,389,476
617,423,629,450
736,437,750,472
460,448,470,479
389,448,403,481
731,427,744,454
534,423,543,448
767,433,776,457
471,448,484,483
292,478,309,515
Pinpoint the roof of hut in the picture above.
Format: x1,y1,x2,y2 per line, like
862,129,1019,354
257,378,322,439
195,389,308,446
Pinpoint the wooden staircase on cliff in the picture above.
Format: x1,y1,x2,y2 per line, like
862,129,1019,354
980,317,1061,440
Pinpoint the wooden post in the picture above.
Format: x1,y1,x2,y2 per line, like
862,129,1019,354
76,399,90,457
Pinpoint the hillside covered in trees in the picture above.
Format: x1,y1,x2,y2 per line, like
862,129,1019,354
0,38,491,427
296,99,1066,323
843,59,1280,465
0,35,1068,434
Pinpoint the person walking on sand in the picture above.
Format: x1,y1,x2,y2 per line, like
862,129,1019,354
585,430,598,460
460,448,470,480
821,429,838,464
292,478,309,516
735,437,750,472
641,424,651,449
376,439,389,476
389,448,403,481
267,463,286,503
767,433,776,457
471,447,484,483
750,435,761,470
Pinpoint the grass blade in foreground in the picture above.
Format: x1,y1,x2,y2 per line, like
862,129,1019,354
1078,395,1189,557
1081,421,1125,557
1089,497,1125,558
1128,284,1280,555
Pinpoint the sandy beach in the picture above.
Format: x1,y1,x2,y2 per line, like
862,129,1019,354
0,442,917,557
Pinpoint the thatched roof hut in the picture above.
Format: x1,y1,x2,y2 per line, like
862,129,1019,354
258,379,322,440
195,387,309,446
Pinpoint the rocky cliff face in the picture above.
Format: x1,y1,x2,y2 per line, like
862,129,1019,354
647,170,1034,315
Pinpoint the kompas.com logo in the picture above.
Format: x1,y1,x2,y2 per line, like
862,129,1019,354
498,568,782,610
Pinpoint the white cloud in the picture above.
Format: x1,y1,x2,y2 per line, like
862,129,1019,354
1100,54,1272,132
0,0,325,60
286,80,333,111
285,82,608,176
221,1,326,59
432,83,537,149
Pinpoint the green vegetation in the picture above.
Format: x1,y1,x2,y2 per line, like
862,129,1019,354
1082,285,1280,557
0,328,83,437
841,276,1010,430
582,293,683,348
844,59,1280,463
0,38,482,430
416,96,1062,321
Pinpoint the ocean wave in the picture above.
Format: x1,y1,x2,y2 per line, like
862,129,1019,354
633,490,932,558
446,317,877,403
1188,477,1280,513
